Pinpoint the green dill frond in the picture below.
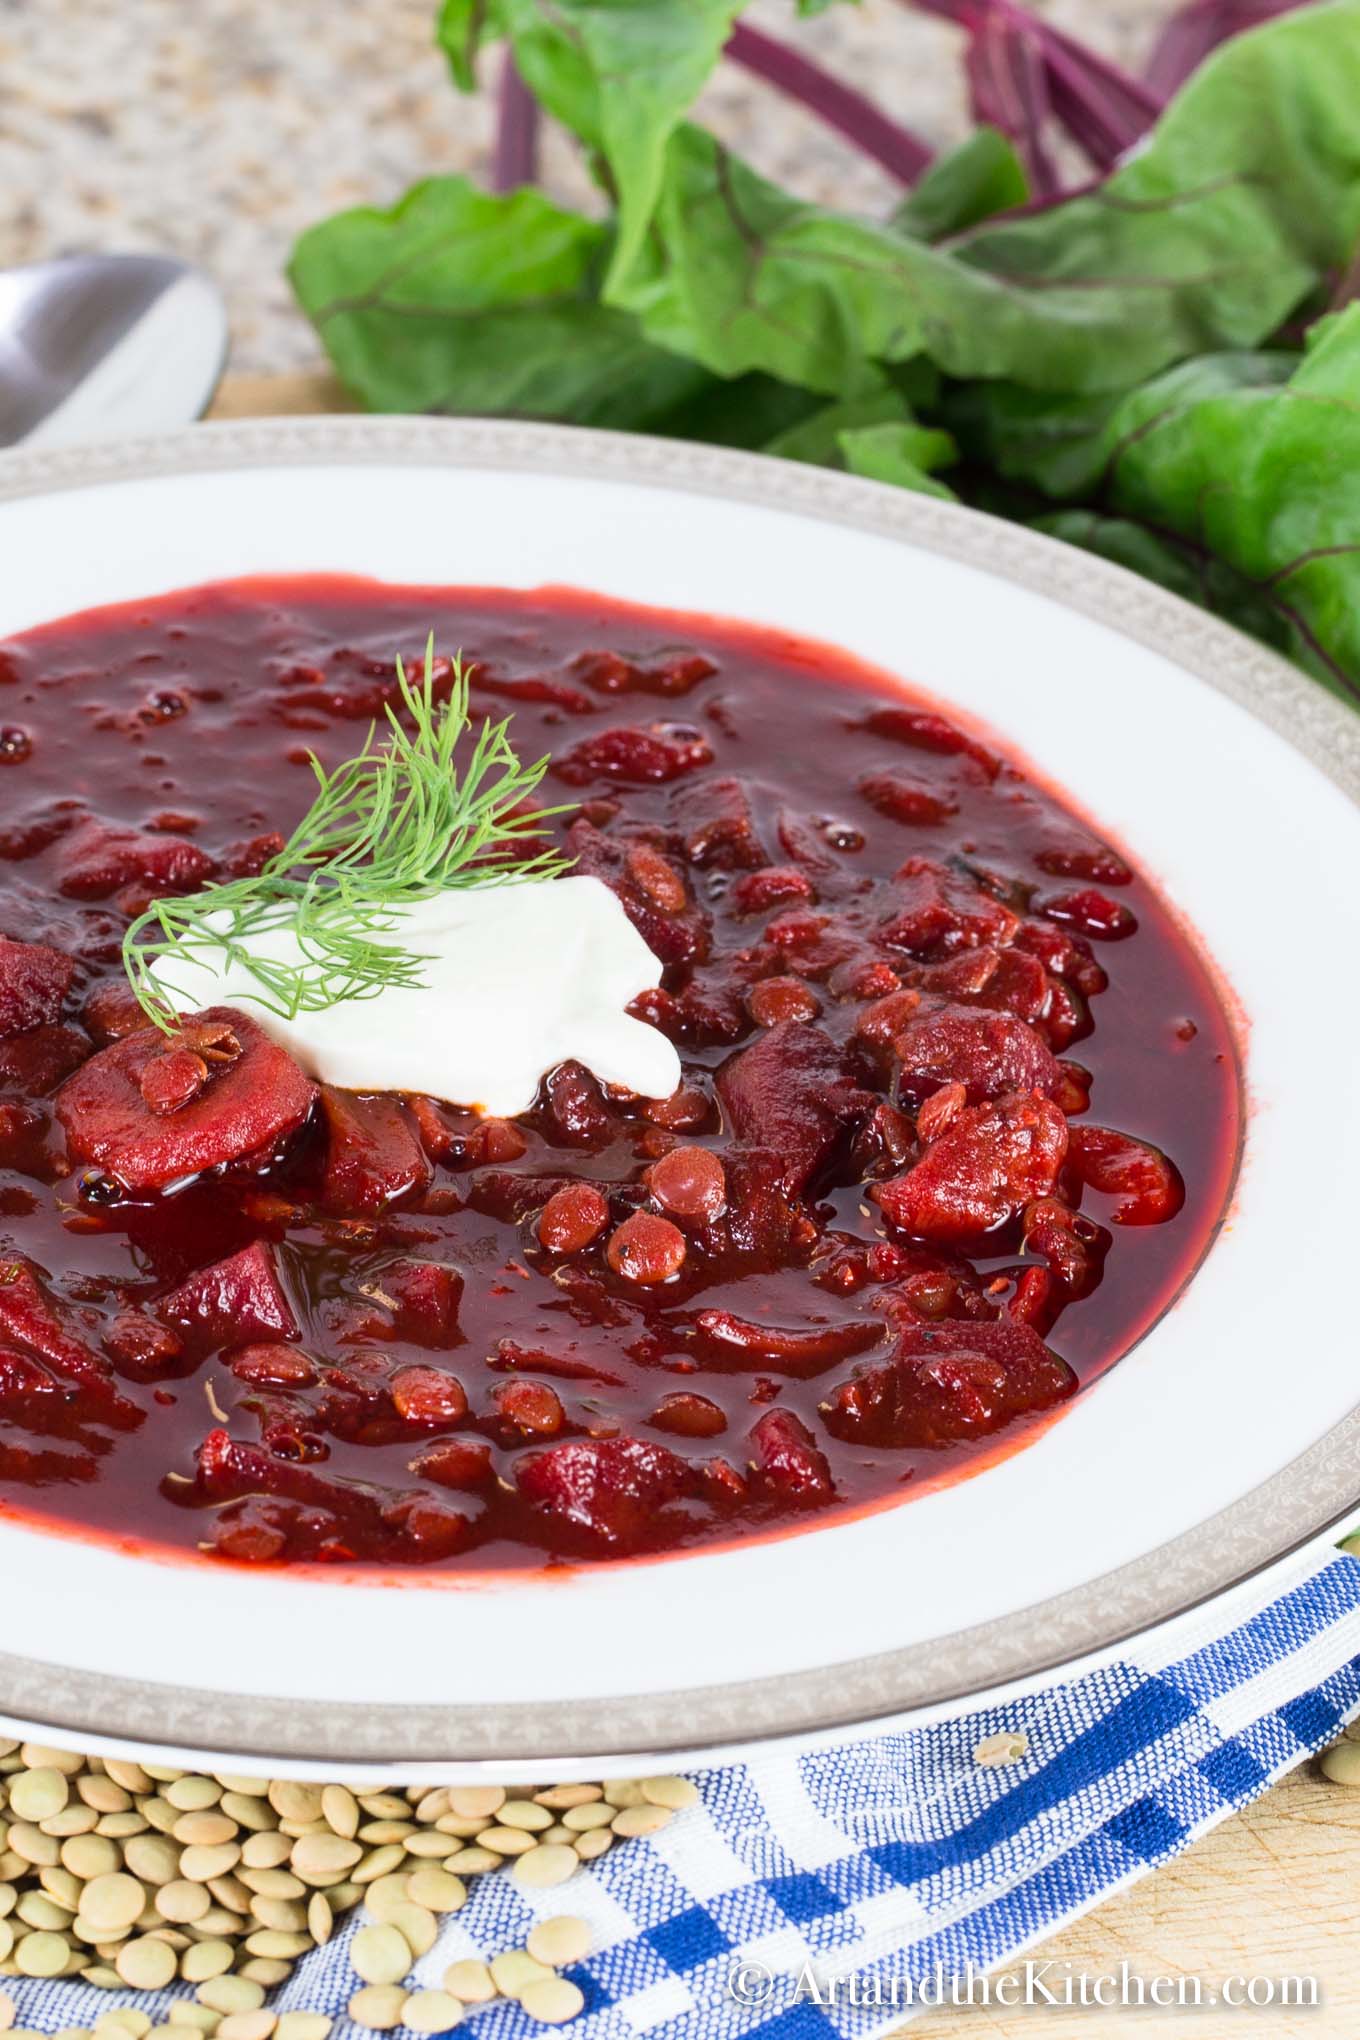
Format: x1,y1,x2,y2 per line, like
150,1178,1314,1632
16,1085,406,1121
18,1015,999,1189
123,641,575,1030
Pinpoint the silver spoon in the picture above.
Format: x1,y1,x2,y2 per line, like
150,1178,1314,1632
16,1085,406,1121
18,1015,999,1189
0,253,229,450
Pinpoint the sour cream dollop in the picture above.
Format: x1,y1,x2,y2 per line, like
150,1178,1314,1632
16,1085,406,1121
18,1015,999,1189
146,875,682,1116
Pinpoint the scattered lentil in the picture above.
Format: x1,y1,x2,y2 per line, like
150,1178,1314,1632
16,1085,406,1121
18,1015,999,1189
610,1806,672,1839
404,1869,465,1914
526,1918,591,1968
349,1924,411,1988
490,1950,554,1999
346,1986,407,2031
972,1731,1030,1768
518,1979,586,2027
402,1992,464,2034
1320,1740,1360,1787
274,2018,331,2040
442,1960,496,2004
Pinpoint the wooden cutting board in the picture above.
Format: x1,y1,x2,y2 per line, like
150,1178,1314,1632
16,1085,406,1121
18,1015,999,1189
210,372,1360,2037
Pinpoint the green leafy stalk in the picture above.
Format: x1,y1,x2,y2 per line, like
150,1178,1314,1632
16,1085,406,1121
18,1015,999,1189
123,645,575,1030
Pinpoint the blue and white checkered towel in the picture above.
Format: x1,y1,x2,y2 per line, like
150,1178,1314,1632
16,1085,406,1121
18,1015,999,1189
12,1544,1360,2040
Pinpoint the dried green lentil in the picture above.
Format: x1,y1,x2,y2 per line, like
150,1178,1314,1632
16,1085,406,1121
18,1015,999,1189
350,1923,412,1988
16,1930,70,1977
215,2014,276,2040
512,1845,579,1889
490,1950,553,1998
527,1917,592,1968
443,1959,496,2004
403,1992,464,2034
196,1976,265,2016
116,1937,178,1990
1320,1740,1360,1786
274,2018,331,2040
346,1987,408,2032
519,1978,586,2026
404,1869,465,1913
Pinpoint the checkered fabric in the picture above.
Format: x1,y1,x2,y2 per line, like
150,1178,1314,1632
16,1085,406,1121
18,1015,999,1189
11,1546,1360,2040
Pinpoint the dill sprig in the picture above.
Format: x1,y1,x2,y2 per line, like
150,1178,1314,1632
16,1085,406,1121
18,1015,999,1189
123,642,575,1031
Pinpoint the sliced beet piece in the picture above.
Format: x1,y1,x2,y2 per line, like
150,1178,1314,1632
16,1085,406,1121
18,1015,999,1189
694,1309,883,1377
56,819,216,902
892,1001,1059,1109
822,1317,1076,1448
748,1408,835,1503
0,1258,142,1430
715,1022,874,1196
57,1006,315,1194
875,1089,1068,1242
858,769,959,826
1068,1124,1185,1226
860,705,999,779
516,1435,692,1551
317,1087,431,1215
0,937,76,1038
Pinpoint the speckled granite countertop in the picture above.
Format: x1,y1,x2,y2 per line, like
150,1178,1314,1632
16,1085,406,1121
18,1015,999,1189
1,0,1177,377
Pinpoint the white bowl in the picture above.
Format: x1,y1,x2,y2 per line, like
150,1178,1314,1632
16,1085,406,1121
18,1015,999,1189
0,418,1356,1780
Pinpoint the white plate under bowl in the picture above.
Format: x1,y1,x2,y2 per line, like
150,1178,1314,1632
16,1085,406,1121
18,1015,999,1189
0,419,1356,1781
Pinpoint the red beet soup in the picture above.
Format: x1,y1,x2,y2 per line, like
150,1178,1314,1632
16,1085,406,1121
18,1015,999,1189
0,577,1240,1570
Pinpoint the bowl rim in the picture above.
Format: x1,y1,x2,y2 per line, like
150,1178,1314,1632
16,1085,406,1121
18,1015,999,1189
0,412,1357,1771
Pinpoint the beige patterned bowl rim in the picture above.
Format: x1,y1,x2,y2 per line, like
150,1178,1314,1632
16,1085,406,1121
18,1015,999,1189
0,415,1356,1771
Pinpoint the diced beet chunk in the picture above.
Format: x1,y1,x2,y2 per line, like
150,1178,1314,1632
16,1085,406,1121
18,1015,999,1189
749,1409,834,1503
822,1318,1076,1447
699,1146,813,1270
879,859,1019,959
716,1022,873,1196
1035,837,1133,886
668,775,767,870
858,770,958,826
553,722,713,787
0,1024,90,1094
875,1090,1068,1242
160,1240,300,1347
1068,1124,1184,1225
861,705,999,779
892,1001,1059,1109
318,1087,431,1214
346,1258,466,1346
57,1006,315,1193
382,1260,465,1345
56,819,216,901
1015,920,1107,997
1039,888,1137,941
567,818,708,967
730,865,815,916
0,937,76,1038
516,1436,691,1551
